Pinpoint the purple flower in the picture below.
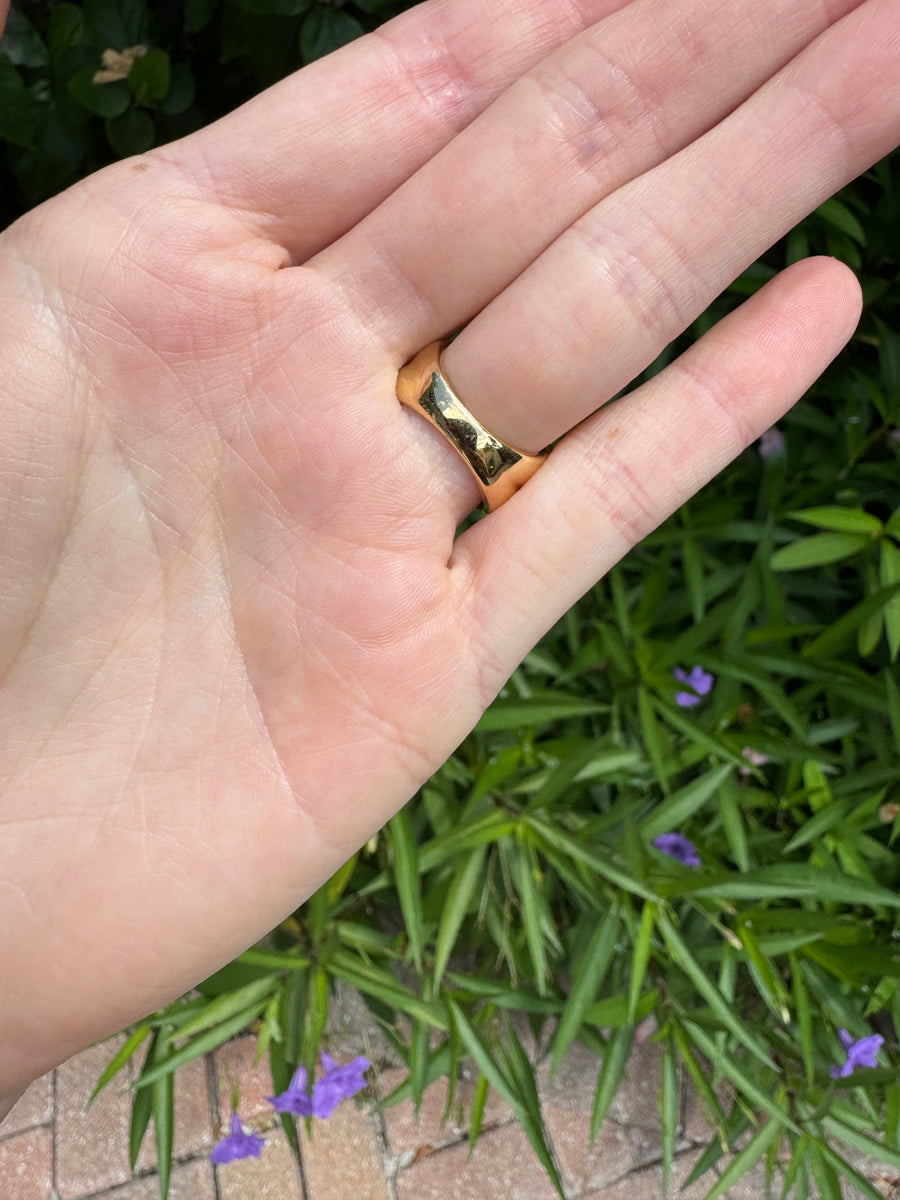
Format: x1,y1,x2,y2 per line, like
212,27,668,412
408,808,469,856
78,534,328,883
267,1064,314,1117
267,1054,370,1120
209,1112,264,1164
673,666,715,708
758,427,786,459
830,1029,884,1079
311,1053,370,1118
652,832,702,868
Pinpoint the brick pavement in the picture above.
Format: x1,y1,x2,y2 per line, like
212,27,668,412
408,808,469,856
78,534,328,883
1,1030,893,1200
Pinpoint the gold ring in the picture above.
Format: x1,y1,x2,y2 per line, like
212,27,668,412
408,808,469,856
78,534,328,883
396,341,548,511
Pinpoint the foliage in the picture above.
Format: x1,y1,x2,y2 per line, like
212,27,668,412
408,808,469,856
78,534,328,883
3,3,900,1197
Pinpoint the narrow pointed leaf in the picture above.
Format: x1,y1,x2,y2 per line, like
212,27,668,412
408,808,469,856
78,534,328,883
657,914,772,1069
433,845,486,987
90,1025,151,1105
700,1119,782,1200
134,1002,272,1089
449,1001,564,1196
627,903,656,1025
552,908,620,1074
172,975,280,1042
684,1023,801,1135
153,1067,175,1200
640,764,733,839
388,810,425,970
659,1043,679,1197
590,1026,633,1139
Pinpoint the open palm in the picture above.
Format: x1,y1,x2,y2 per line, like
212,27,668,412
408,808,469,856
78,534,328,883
1,0,898,1100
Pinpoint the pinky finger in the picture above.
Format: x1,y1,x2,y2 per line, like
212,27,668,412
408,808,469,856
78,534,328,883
455,256,862,683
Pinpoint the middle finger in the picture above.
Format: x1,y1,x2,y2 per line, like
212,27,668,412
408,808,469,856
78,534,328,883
311,0,864,352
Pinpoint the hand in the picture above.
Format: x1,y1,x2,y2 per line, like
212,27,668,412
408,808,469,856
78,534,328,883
1,0,897,1100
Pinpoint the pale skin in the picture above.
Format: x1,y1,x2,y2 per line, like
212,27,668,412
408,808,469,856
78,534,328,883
0,0,899,1114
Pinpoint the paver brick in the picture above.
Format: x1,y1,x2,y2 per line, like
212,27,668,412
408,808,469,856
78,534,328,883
301,1100,389,1200
216,1126,304,1200
213,1035,274,1122
0,1126,53,1200
581,1148,712,1200
92,1158,217,1200
135,1055,215,1172
395,1121,559,1200
56,1039,134,1199
380,1068,513,1162
542,1105,659,1197
0,1073,54,1136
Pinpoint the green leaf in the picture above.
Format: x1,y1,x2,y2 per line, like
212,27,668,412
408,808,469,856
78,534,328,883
84,0,149,49
640,763,733,839
237,947,309,971
803,582,900,658
683,536,706,623
590,1026,634,1139
551,908,620,1074
816,197,867,245
526,818,658,901
887,670,900,755
128,47,170,105
584,989,657,1028
185,0,219,32
638,687,671,792
822,1117,900,1174
449,1002,564,1197
475,692,609,731
684,1022,801,1135
135,1001,273,1089
328,950,447,1030
782,799,853,853
689,863,900,908
433,844,486,987
770,532,870,571
880,539,900,660
105,106,154,156
158,62,195,115
717,784,750,872
153,1065,174,1200
787,506,882,535
627,902,656,1025
670,1021,728,1142
67,65,131,117
887,1081,900,1150
700,1119,782,1200
790,953,815,1088
659,1044,679,1198
89,1026,151,1105
510,840,547,991
236,0,310,12
657,913,773,1069
172,975,280,1042
299,8,364,64
0,9,49,68
388,810,425,970
129,1029,160,1168
0,57,33,147
736,919,790,1024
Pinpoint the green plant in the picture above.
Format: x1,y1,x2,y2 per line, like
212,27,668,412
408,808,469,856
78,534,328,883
3,4,900,1197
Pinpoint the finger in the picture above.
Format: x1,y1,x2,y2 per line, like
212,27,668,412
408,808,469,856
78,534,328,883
441,0,900,452
314,0,865,351
452,257,862,683
169,0,635,261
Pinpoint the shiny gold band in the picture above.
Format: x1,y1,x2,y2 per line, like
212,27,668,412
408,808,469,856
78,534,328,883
396,341,548,511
